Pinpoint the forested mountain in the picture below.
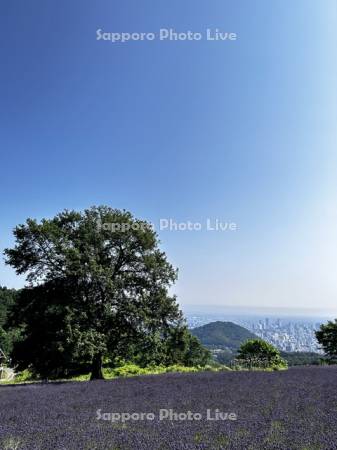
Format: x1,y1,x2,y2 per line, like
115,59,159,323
190,321,257,351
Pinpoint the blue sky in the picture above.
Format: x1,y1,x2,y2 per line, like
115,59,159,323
1,0,337,314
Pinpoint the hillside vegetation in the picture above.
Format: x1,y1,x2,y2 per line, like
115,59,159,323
190,321,257,351
190,321,325,367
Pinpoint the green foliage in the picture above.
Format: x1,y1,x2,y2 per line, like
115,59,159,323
107,363,150,377
190,321,257,351
315,319,337,362
71,363,229,381
0,327,20,360
69,373,91,382
213,349,233,365
6,363,231,384
237,339,288,370
13,369,34,383
101,326,211,370
280,351,326,366
190,321,259,366
0,287,17,326
163,326,212,367
8,282,94,379
4,206,210,379
0,287,19,357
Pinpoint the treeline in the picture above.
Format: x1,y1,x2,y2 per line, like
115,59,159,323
214,348,326,367
280,351,326,366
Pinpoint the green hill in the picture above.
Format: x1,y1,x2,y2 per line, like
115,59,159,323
190,321,325,366
190,321,257,352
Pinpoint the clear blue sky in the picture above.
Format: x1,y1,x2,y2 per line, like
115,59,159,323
1,0,336,314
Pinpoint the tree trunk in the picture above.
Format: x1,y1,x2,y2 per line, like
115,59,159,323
90,353,104,380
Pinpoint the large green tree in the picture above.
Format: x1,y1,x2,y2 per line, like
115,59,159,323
316,319,337,362
5,206,204,379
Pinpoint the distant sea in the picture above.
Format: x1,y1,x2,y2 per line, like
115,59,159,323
183,305,336,324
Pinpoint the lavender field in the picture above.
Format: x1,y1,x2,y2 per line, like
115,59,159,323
1,366,337,450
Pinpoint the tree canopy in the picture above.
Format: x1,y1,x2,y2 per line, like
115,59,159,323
316,319,337,362
5,206,209,379
237,339,287,370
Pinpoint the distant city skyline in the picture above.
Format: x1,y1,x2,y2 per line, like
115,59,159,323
186,313,323,353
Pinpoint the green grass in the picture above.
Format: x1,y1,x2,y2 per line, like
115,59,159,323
3,361,288,385
1,362,289,385
72,363,231,381
1,363,232,384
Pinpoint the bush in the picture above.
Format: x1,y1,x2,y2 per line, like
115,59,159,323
237,339,288,370
11,369,33,383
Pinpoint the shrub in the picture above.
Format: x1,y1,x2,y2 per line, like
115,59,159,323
237,339,288,370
